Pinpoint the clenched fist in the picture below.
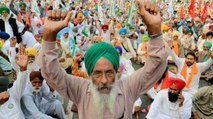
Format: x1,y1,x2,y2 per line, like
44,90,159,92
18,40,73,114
43,10,72,41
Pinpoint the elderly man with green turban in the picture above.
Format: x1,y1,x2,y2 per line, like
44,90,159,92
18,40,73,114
0,6,24,44
36,1,169,119
137,35,149,64
198,41,212,62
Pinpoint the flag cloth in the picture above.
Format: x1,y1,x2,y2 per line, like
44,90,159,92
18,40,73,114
109,0,115,17
179,6,184,19
98,1,104,23
201,2,208,22
126,0,133,29
31,0,40,18
81,20,90,37
198,0,202,16
69,37,76,57
210,0,213,10
188,0,196,19
167,0,173,18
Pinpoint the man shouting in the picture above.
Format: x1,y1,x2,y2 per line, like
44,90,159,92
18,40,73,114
36,0,169,119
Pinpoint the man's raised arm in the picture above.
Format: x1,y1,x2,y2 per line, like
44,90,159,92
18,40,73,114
36,10,87,104
123,0,170,101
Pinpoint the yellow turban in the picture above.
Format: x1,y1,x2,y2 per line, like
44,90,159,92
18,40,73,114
173,31,180,37
162,25,169,31
0,40,3,49
203,29,209,35
26,48,37,56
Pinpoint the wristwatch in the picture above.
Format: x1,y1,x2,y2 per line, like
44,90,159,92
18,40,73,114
148,32,162,39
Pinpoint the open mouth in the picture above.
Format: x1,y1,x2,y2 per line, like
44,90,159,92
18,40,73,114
99,87,109,93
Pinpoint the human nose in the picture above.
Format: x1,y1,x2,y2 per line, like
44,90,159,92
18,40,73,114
101,73,108,84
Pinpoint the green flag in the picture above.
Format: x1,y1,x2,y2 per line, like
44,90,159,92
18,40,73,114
81,20,90,37
31,0,40,18
69,37,76,57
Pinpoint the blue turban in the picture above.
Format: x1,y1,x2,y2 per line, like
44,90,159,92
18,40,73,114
115,46,122,55
57,27,69,38
58,27,69,35
83,10,89,15
206,32,213,37
119,28,127,35
84,42,119,76
0,32,10,40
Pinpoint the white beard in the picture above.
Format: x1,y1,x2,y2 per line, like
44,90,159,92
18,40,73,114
89,78,118,119
1,14,11,22
27,60,37,72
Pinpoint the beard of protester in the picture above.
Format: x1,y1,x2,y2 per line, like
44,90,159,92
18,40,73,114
89,76,118,118
186,61,193,67
27,59,36,71
168,91,180,103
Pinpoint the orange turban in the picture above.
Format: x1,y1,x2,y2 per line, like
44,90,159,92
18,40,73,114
77,12,83,18
115,23,122,29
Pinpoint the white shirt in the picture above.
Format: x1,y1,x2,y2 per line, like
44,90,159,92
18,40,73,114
21,31,37,48
0,71,28,119
147,71,185,99
170,50,213,95
3,18,24,38
146,89,192,119
33,42,41,51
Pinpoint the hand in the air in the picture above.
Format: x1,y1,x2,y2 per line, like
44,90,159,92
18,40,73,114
10,36,17,47
15,44,28,71
43,10,72,41
74,53,82,62
137,0,162,35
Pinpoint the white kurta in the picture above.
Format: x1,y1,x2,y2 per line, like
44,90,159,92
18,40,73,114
147,71,185,99
21,31,37,48
0,71,28,119
170,50,213,95
146,89,192,119
3,17,24,38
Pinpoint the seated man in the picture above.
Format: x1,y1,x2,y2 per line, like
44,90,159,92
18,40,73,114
36,2,170,118
137,35,149,64
21,71,66,119
146,78,192,119
147,63,184,99
192,78,213,119
0,45,28,119
197,41,212,62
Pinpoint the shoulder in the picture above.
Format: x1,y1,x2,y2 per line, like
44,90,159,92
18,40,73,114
156,89,168,98
182,91,192,101
196,86,211,94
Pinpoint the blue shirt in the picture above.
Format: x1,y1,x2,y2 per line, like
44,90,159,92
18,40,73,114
0,56,12,71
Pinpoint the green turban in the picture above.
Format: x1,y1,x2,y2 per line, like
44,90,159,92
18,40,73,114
95,6,98,11
203,41,212,49
19,2,26,8
84,42,119,76
0,6,10,14
141,35,149,42
116,11,121,16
